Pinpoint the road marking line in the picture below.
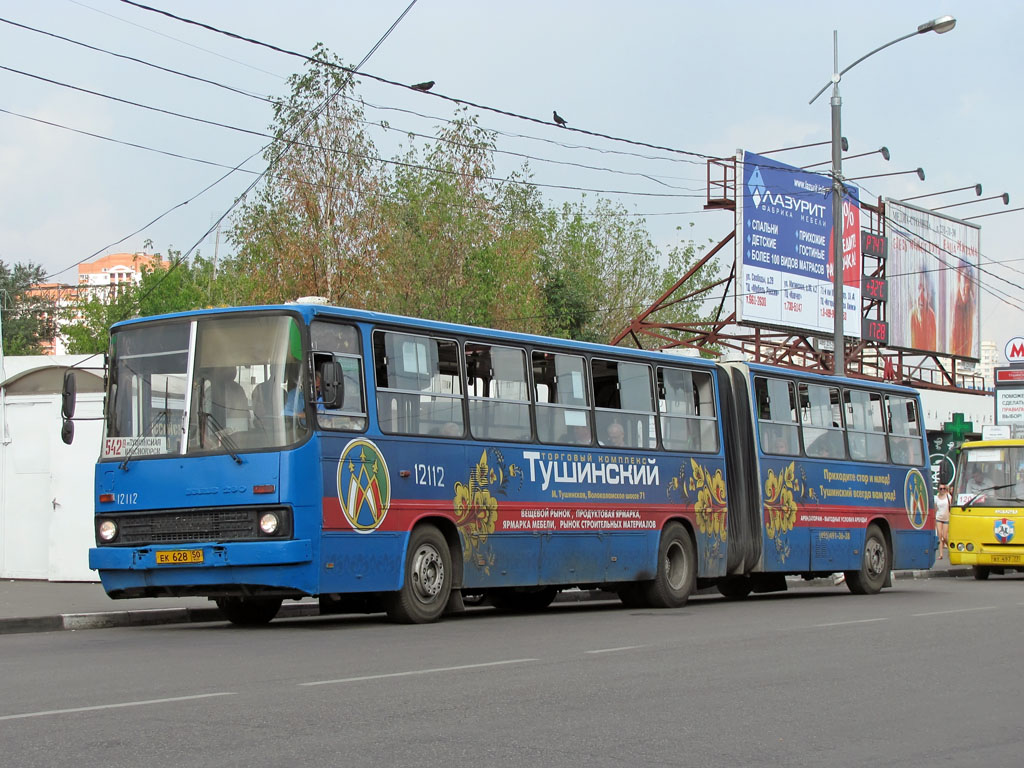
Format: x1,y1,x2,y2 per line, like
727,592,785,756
913,606,997,617
814,618,888,628
0,692,236,721
585,645,646,654
300,658,539,687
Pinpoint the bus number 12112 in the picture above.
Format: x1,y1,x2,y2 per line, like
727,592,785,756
414,464,445,487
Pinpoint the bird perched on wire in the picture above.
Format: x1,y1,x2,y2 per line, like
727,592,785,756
553,110,568,127
411,80,435,91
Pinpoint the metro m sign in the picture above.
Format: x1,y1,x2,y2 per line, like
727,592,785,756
1006,336,1024,364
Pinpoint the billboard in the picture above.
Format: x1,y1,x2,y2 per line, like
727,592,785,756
885,200,981,359
736,151,861,338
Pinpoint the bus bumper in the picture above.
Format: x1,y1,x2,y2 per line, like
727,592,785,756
89,539,313,570
949,549,1023,568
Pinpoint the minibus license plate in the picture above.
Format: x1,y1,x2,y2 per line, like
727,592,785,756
156,549,204,565
991,554,1021,564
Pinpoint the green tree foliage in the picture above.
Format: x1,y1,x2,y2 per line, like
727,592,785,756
226,45,722,342
0,260,54,355
372,111,547,331
231,45,383,306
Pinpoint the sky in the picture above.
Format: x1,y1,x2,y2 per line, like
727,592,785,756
1,0,1022,362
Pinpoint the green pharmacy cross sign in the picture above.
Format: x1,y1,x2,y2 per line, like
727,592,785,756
929,413,973,488
943,413,974,442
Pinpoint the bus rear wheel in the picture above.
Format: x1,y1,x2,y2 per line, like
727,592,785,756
216,596,282,626
973,566,990,581
386,525,452,624
643,522,696,608
845,524,890,595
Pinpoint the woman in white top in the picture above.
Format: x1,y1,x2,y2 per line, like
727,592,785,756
934,483,952,560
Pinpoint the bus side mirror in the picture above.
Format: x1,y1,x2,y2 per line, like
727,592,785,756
61,418,75,446
320,361,344,409
62,370,77,419
60,370,77,445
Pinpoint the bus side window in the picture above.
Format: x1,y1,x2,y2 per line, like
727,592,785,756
374,331,464,436
755,376,799,455
800,382,845,459
466,342,531,442
533,350,591,446
844,389,886,462
592,358,656,449
658,367,717,452
310,321,367,431
887,395,924,466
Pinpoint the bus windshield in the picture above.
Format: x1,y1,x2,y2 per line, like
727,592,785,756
954,444,1024,505
104,312,309,459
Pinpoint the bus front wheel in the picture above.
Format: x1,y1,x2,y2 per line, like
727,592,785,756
643,522,696,608
845,524,890,595
216,596,282,626
386,525,452,624
973,566,990,581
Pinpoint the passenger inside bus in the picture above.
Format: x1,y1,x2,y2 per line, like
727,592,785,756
604,421,626,447
965,465,990,494
208,367,249,434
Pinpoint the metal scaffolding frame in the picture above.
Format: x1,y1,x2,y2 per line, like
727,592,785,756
610,156,988,394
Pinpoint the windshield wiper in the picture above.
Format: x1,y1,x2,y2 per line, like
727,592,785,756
964,483,1015,507
201,410,243,464
118,410,167,472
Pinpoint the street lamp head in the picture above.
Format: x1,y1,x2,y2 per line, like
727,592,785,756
880,146,890,161
916,167,926,181
918,15,956,35
1001,192,1010,205
974,184,983,196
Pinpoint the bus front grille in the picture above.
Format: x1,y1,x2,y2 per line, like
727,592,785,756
98,506,292,546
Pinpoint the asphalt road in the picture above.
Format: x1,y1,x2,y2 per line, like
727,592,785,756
2,577,1020,768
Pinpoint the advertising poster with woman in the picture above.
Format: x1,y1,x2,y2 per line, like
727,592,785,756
885,200,981,359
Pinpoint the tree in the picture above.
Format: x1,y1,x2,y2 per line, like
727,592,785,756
0,260,54,355
537,198,677,342
230,44,384,306
371,111,547,331
226,44,724,342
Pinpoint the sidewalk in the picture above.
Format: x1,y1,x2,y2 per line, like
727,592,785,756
0,580,320,635
0,557,971,635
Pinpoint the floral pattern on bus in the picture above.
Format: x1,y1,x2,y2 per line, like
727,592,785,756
453,448,522,575
668,458,727,573
764,462,803,564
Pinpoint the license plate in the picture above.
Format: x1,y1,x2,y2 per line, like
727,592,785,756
155,549,204,565
991,554,1021,564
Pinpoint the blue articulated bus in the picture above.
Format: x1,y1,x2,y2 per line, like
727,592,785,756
76,303,934,624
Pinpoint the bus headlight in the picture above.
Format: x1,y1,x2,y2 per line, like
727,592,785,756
98,520,118,542
259,512,281,535
957,542,965,551
966,543,975,552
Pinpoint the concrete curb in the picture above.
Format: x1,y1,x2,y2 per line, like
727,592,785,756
0,602,320,636
0,569,972,635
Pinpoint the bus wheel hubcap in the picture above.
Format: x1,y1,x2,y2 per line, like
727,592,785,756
865,538,884,577
411,544,444,601
666,540,686,591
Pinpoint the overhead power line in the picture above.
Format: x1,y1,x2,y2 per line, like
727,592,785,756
116,0,721,162
0,16,276,103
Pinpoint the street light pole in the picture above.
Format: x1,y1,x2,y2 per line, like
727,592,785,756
830,31,845,374
810,15,956,375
